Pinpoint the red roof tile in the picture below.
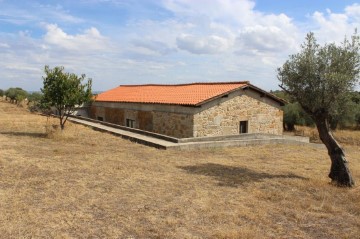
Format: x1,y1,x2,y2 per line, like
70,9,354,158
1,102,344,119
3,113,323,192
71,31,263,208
95,82,249,106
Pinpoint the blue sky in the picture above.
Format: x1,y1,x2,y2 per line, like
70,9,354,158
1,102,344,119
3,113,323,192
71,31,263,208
0,0,359,91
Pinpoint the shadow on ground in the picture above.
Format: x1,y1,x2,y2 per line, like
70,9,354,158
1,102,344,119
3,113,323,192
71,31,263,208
0,132,47,138
178,163,307,187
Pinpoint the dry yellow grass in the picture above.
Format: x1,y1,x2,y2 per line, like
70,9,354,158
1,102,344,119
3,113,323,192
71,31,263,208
0,100,359,238
295,125,360,146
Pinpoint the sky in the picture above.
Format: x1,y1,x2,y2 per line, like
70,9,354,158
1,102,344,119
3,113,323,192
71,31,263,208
0,0,359,91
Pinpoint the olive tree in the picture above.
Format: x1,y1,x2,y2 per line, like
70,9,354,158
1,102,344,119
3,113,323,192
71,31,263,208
277,32,359,187
41,66,92,130
5,87,28,104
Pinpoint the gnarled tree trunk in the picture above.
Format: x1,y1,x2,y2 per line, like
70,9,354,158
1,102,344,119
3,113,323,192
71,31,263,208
315,115,355,187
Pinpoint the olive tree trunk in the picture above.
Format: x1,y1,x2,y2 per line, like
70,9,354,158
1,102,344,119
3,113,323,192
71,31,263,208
315,116,355,187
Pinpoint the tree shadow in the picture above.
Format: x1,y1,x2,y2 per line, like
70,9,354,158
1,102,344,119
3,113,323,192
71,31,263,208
0,131,47,138
178,163,307,187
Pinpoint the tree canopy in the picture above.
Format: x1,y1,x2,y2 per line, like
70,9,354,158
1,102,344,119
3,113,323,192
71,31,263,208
278,32,359,117
272,90,360,130
40,66,92,130
5,87,28,104
277,31,359,187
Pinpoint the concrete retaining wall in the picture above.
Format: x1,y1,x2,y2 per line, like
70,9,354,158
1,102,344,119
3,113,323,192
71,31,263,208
169,138,311,150
69,115,311,150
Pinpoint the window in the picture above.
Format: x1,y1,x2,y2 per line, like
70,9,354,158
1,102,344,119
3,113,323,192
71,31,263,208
97,116,103,121
126,119,135,128
239,121,248,134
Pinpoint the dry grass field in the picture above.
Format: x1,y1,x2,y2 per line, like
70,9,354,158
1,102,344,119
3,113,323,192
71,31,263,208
295,125,360,146
0,100,359,239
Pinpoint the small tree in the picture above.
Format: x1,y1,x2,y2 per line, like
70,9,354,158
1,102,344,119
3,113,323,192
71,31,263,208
5,87,28,105
283,103,303,131
272,90,314,130
349,91,360,129
4,88,16,102
15,88,28,106
41,66,92,130
277,32,359,187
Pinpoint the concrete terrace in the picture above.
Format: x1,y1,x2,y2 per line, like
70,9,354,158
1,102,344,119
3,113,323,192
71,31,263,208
68,116,312,150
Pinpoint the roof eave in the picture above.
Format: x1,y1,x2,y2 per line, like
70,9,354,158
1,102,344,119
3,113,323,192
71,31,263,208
93,100,200,107
243,84,287,106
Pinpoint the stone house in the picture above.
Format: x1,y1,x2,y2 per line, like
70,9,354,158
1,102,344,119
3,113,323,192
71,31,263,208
90,81,285,138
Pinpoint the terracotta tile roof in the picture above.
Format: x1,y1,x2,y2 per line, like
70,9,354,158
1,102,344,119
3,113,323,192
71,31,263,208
95,82,249,106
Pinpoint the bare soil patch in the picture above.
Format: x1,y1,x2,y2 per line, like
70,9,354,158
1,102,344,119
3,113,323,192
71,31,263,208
0,100,359,238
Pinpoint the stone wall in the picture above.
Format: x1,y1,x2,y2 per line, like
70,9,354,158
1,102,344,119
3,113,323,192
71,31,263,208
138,111,153,131
105,108,125,125
193,92,283,137
90,104,193,138
153,111,193,138
90,105,103,120
90,106,125,125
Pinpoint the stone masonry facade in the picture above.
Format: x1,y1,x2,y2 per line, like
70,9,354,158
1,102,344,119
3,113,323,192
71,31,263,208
90,104,194,138
152,112,193,138
193,93,283,137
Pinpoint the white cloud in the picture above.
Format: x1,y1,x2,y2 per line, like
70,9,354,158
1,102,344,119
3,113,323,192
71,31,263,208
43,24,109,51
46,7,84,24
162,0,298,31
237,25,298,54
5,64,42,73
131,39,176,56
0,10,37,25
0,3,83,26
345,3,360,20
310,6,359,43
162,0,299,56
0,42,9,48
162,0,256,26
176,34,232,54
